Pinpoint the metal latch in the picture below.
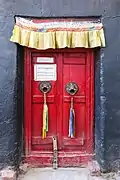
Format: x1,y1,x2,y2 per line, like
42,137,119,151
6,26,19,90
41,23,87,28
52,136,58,169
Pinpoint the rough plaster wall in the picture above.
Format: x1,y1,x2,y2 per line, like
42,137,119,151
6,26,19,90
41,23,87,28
0,0,120,171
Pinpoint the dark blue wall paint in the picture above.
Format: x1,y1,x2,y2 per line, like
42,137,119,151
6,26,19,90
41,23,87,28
1,0,120,171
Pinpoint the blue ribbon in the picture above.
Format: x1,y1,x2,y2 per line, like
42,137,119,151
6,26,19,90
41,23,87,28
69,108,75,138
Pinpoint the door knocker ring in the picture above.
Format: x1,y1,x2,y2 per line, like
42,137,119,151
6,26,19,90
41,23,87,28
66,82,79,96
39,81,52,94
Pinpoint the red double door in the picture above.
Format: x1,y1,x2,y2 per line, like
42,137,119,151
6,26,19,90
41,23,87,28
24,48,94,167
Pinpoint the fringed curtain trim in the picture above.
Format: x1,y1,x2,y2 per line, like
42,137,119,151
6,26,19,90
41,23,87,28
10,17,105,49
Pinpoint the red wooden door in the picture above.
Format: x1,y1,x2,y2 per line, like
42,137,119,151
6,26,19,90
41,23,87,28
24,48,94,167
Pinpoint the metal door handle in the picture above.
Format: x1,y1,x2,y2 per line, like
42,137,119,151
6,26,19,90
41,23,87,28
39,81,52,93
66,82,79,95
52,136,58,169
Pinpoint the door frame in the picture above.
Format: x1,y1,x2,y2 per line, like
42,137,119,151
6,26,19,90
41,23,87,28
24,47,94,167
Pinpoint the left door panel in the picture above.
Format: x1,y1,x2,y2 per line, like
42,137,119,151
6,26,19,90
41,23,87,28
31,53,57,151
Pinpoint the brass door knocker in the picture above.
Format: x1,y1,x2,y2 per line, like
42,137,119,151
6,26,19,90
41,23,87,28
66,82,79,138
66,82,79,96
39,81,52,94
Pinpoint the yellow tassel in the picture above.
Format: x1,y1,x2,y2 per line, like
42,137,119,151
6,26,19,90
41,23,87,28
42,129,46,139
42,103,48,139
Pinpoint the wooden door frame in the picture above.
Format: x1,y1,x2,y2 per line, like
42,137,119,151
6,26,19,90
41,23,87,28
24,47,94,166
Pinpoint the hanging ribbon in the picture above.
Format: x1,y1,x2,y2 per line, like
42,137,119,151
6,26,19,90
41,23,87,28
69,97,75,138
42,93,48,138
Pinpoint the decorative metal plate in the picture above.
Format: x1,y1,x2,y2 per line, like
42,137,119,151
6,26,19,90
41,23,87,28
66,82,79,95
39,81,52,93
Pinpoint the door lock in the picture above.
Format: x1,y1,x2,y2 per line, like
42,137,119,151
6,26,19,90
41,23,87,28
52,136,58,169
66,82,79,95
39,81,52,94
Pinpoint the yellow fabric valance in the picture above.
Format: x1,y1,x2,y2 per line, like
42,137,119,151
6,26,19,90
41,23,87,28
10,17,105,50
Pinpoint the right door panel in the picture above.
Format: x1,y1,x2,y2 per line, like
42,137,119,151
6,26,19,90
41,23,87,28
62,52,87,151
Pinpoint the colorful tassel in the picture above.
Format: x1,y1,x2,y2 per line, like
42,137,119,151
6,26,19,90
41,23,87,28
42,93,48,138
69,97,75,138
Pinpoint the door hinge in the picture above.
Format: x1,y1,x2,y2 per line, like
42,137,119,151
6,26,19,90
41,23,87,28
52,136,58,169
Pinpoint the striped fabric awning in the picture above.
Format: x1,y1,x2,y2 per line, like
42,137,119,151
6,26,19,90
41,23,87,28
10,17,105,50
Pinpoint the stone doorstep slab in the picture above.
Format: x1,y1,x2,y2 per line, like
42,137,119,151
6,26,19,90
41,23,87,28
1,161,120,180
18,168,120,180
0,160,101,180
0,167,118,180
18,167,105,180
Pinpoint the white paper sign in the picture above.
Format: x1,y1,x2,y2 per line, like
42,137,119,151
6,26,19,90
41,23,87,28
34,64,56,81
37,57,54,63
